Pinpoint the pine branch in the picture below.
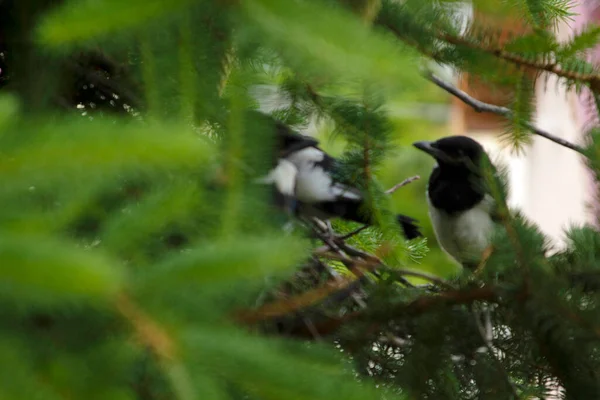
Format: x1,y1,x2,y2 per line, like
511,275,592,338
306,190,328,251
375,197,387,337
425,72,586,155
235,214,439,326
116,293,195,398
278,286,500,339
376,10,591,155
116,293,176,360
234,275,359,325
439,32,600,92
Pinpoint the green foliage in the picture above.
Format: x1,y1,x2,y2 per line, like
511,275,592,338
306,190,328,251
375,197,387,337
3,0,600,399
0,232,123,305
504,73,536,152
511,0,574,28
559,23,600,58
240,0,422,94
37,0,198,45
139,235,310,290
184,327,405,400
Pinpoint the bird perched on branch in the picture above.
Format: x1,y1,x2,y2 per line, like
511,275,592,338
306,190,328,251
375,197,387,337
413,135,500,270
258,114,422,240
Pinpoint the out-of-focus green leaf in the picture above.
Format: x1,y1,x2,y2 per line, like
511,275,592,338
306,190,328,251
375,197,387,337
240,0,421,92
37,0,197,46
184,327,407,400
0,119,213,184
140,235,309,289
0,94,19,132
101,180,202,253
0,338,64,400
0,232,124,304
185,373,227,400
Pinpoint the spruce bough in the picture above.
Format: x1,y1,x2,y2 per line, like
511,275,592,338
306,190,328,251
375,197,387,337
0,0,598,399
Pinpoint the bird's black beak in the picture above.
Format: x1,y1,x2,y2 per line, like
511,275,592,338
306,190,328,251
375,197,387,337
413,141,448,161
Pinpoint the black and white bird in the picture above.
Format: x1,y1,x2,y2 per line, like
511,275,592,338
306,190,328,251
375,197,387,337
413,135,500,270
259,116,422,240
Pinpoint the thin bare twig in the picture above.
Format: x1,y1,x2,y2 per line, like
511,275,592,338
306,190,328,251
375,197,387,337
317,250,450,288
334,176,421,241
308,217,370,307
388,267,455,290
308,217,350,260
385,175,420,194
338,225,370,240
379,15,593,155
425,72,586,155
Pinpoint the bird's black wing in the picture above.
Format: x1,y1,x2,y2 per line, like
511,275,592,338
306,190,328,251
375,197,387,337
276,124,320,158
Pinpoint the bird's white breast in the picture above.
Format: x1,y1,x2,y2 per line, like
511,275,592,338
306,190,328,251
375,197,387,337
285,147,361,203
427,193,495,266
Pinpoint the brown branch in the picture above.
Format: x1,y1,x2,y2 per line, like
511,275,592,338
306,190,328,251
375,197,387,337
234,275,358,325
237,224,449,326
281,285,500,339
439,33,600,92
116,293,176,361
236,236,478,329
425,72,586,155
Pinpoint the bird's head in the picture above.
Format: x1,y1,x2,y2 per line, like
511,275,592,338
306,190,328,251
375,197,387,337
413,136,485,171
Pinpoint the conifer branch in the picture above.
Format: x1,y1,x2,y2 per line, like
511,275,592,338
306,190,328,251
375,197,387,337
116,293,176,361
234,275,358,325
378,16,588,155
236,216,445,325
425,72,586,155
439,33,600,92
279,286,500,339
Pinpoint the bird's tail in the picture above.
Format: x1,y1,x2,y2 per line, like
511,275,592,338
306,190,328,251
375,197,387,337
396,214,422,240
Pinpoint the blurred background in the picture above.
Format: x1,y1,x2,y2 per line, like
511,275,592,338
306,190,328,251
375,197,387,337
254,0,599,279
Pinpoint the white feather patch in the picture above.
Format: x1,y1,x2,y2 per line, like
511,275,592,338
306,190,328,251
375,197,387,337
255,159,298,196
285,147,362,203
428,193,496,266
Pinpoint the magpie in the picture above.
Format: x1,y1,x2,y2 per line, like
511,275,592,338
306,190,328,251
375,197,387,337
260,116,422,240
413,135,500,270
255,117,319,217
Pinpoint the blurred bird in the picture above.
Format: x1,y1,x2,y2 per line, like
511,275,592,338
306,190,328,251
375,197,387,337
259,114,422,240
413,135,500,270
